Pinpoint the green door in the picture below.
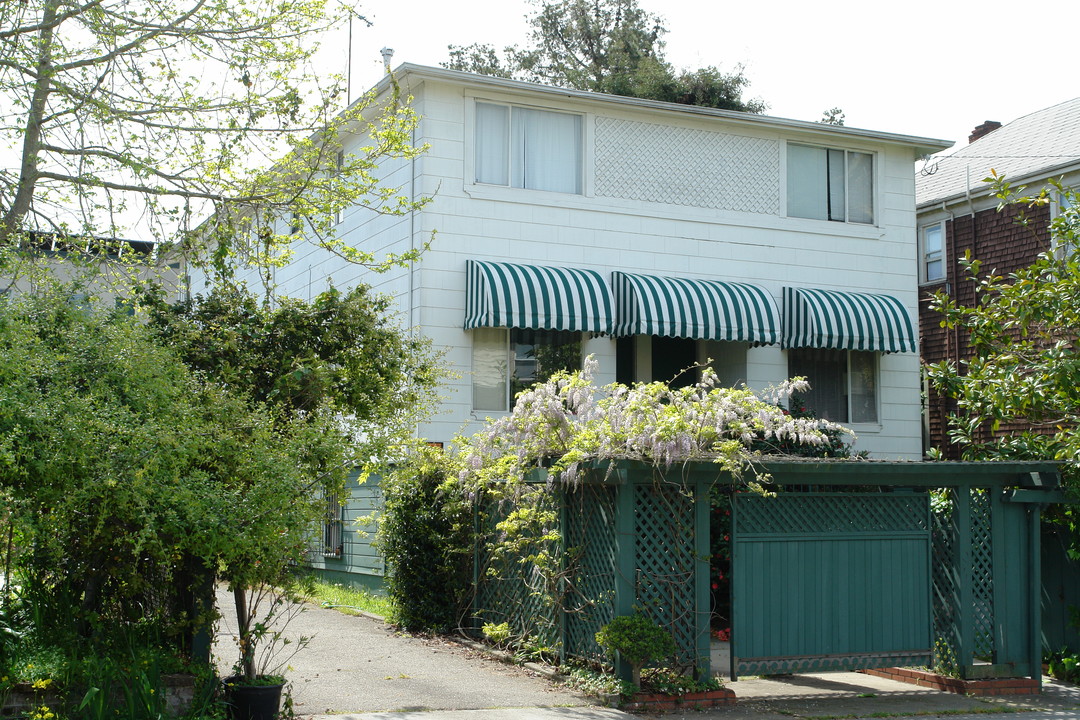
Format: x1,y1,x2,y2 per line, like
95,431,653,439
731,493,933,677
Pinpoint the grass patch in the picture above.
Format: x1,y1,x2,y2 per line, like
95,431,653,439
302,580,393,619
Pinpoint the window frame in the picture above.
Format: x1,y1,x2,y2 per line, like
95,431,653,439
472,100,585,196
322,490,344,559
786,142,876,225
1052,190,1075,259
920,221,945,284
788,347,880,426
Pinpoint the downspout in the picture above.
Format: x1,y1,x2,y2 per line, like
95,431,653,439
409,124,417,333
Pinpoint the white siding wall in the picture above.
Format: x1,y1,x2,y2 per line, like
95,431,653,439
211,74,926,460
401,79,923,458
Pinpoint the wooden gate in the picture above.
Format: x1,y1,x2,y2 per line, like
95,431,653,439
731,492,933,677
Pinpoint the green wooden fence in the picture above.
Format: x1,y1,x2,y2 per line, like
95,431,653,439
732,492,933,675
471,460,1061,683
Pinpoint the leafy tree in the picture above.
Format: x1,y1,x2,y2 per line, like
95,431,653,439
926,176,1080,545
138,283,439,436
445,0,765,112
136,281,440,676
0,288,335,658
820,107,846,126
0,0,427,271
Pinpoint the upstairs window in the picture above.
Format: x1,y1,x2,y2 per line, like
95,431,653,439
921,223,944,282
787,144,874,224
475,102,583,194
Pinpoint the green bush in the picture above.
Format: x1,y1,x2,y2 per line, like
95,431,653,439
378,445,472,632
595,615,676,685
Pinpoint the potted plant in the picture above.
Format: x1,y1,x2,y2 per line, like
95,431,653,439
595,614,677,687
221,581,310,720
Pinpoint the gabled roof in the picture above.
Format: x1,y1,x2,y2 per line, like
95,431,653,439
917,96,1080,209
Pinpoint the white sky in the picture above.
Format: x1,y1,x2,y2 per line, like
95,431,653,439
331,0,1080,156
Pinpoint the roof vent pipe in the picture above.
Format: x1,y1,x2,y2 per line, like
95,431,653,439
381,47,394,72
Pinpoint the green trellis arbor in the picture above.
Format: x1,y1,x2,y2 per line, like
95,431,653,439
471,459,1062,684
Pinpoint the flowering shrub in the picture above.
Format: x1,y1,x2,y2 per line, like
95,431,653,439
457,356,852,494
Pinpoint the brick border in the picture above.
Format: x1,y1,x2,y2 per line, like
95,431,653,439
620,688,737,711
861,667,1039,696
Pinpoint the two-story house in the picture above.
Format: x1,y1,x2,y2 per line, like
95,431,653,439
190,64,950,588
916,97,1080,457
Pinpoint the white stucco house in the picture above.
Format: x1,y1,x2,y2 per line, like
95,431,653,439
190,64,950,586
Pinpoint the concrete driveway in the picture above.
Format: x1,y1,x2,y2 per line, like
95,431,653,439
214,586,1080,720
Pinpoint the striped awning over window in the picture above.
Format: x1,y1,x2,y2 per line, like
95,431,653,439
464,260,613,334
612,272,780,344
782,287,916,354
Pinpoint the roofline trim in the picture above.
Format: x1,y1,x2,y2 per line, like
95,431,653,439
917,159,1080,211
369,64,953,155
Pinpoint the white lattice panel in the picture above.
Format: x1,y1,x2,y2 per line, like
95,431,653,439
594,116,780,214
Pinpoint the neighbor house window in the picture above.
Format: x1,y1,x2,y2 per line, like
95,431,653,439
787,144,874,224
788,348,878,424
921,222,944,282
475,102,583,194
1053,191,1076,259
472,327,582,411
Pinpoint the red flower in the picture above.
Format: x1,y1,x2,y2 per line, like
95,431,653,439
711,582,718,590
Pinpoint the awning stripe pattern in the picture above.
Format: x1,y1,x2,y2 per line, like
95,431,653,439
782,287,916,354
612,272,780,344
464,260,613,333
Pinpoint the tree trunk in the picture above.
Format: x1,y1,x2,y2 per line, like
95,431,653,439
1,0,58,244
233,585,255,681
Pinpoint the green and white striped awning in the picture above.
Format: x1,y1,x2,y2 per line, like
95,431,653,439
782,287,916,354
612,272,780,344
464,260,613,333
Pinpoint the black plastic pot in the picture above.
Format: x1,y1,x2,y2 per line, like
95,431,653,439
223,676,285,720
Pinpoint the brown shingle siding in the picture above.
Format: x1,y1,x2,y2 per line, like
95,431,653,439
920,203,1053,456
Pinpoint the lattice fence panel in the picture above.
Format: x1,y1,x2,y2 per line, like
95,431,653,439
931,495,960,651
563,484,617,663
970,489,995,658
633,483,697,672
737,493,930,535
473,501,559,649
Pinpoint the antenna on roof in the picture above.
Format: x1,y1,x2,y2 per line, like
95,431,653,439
346,15,353,105
381,47,394,73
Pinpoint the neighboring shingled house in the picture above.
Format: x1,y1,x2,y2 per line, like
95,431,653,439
915,97,1080,456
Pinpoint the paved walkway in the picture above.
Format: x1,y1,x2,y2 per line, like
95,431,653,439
214,587,1080,719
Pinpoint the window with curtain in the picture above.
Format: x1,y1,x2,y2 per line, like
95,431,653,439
475,102,583,194
787,144,874,224
788,348,878,424
921,223,944,282
472,328,582,411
